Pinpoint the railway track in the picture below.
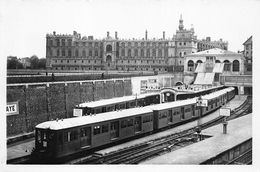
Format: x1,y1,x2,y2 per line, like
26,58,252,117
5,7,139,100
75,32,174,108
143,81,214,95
72,96,252,165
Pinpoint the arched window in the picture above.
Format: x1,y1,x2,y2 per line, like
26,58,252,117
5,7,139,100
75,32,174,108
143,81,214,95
50,40,53,46
152,49,156,57
62,50,65,56
121,42,125,47
158,49,162,57
152,42,156,47
141,42,144,47
95,50,98,57
188,60,194,72
94,42,98,47
233,60,240,72
68,40,72,46
147,49,150,57
128,49,131,57
121,49,125,57
141,49,144,57
164,49,168,57
75,50,79,57
196,60,202,63
68,50,71,56
106,45,112,52
89,50,92,57
216,60,220,63
179,52,182,57
56,39,60,46
57,49,60,56
50,50,53,56
224,60,231,71
128,42,131,47
62,40,65,47
147,42,150,47
134,49,138,57
82,50,86,57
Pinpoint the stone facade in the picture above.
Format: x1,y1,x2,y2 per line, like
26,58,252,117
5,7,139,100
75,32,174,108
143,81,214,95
46,15,228,72
242,36,252,74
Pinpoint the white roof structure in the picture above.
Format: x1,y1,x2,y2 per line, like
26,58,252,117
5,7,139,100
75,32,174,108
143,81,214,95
36,87,234,130
78,92,160,108
36,107,153,130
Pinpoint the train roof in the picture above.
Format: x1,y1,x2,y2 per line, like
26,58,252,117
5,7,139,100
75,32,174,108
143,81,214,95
78,92,160,108
151,87,234,111
36,107,153,130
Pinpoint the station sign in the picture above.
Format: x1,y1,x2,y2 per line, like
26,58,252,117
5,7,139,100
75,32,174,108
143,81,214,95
196,98,208,107
73,109,83,117
219,108,231,117
6,101,19,116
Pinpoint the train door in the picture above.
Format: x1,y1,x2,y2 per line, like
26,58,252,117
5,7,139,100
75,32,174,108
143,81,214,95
168,110,173,123
134,116,142,133
126,102,130,109
80,127,91,148
192,105,195,117
102,107,106,113
181,107,185,120
110,121,119,139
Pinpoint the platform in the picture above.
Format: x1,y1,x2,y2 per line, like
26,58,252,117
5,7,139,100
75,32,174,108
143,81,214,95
94,95,247,156
140,113,252,164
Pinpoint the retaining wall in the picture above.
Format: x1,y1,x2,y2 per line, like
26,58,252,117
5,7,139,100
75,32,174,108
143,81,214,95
6,79,132,137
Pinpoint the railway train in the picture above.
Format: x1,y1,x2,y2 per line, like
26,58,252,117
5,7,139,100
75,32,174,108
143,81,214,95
35,87,235,160
73,85,225,116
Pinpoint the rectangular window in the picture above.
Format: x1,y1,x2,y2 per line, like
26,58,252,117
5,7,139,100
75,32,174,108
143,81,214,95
94,126,101,135
102,124,109,133
58,132,62,145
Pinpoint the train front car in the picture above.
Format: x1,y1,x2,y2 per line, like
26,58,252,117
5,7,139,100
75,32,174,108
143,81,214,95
35,121,58,161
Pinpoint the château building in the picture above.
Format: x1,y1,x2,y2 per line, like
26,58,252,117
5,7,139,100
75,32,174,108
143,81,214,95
46,15,228,72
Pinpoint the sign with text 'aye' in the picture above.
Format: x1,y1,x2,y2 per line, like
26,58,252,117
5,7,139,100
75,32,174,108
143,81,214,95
6,102,19,116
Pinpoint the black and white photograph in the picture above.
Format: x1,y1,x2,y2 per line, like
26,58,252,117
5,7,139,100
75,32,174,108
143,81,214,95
1,0,260,171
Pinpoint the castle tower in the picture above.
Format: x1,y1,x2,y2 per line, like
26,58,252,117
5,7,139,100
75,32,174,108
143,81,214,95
179,14,184,31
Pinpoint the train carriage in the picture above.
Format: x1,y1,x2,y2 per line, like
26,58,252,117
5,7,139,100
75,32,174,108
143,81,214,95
74,92,160,116
151,98,197,130
35,87,235,160
35,107,153,159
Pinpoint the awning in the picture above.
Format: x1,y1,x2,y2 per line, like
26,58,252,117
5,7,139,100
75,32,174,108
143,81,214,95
194,73,215,85
212,63,224,73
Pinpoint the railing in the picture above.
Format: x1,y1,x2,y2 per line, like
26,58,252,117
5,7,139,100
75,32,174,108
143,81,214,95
220,75,252,86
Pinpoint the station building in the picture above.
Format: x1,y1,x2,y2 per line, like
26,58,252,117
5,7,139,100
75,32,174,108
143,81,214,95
241,36,252,75
46,15,228,72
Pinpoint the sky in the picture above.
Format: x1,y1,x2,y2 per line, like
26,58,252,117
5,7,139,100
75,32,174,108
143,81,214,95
0,0,260,59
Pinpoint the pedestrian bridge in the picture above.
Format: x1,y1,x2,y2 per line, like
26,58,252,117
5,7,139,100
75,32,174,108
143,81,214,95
220,75,252,87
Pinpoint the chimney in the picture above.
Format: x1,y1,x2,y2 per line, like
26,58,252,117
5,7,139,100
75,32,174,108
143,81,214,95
115,31,118,39
163,31,165,39
53,31,56,35
145,30,148,40
107,31,109,38
73,31,77,36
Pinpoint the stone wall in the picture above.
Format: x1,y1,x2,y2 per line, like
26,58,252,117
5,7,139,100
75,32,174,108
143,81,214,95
6,79,132,137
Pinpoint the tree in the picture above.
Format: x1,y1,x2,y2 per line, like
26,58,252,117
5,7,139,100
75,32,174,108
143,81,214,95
7,56,23,69
29,55,39,69
38,58,46,69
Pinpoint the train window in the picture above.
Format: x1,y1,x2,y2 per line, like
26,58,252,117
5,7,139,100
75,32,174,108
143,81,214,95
128,119,133,127
94,126,101,135
95,108,102,114
150,115,153,121
43,132,46,140
58,133,62,145
130,101,135,107
121,120,126,128
64,132,69,142
120,104,126,109
70,131,78,141
185,108,190,113
102,124,109,133
37,131,41,142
